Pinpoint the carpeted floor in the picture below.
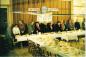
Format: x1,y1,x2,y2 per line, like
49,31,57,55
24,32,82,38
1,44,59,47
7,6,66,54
2,37,85,57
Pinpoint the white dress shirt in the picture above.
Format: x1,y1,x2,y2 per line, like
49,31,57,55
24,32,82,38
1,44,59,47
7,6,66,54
12,26,20,35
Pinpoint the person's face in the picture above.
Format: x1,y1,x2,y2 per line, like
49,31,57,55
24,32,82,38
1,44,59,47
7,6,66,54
19,21,23,24
15,25,18,27
36,23,39,27
31,22,34,25
58,23,60,25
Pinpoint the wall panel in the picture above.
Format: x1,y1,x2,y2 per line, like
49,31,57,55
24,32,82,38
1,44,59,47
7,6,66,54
12,0,71,24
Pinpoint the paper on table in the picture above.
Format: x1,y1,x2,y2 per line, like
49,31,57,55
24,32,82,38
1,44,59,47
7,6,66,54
15,35,28,42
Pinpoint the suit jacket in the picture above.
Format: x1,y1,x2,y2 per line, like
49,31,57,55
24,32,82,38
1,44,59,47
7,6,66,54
53,24,62,32
74,22,80,30
64,22,71,31
18,24,28,35
33,25,41,34
40,23,47,33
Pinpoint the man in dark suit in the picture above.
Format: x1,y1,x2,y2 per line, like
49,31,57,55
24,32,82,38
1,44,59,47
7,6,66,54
40,23,47,33
18,20,28,35
74,20,80,30
64,19,71,31
33,22,41,34
46,23,53,32
53,21,62,32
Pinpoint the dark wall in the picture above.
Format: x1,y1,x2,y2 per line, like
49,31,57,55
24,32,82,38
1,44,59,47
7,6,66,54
0,8,13,56
0,8,7,34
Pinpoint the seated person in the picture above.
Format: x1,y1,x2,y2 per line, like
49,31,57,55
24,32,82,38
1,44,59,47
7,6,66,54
46,23,53,32
64,20,71,31
27,22,34,34
12,24,20,35
18,20,28,35
18,20,28,47
33,22,41,34
40,23,47,33
57,21,62,31
52,23,56,32
82,18,85,30
74,20,80,30
12,24,20,41
53,21,62,32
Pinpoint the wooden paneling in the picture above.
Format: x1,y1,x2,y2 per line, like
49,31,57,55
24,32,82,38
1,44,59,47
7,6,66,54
12,0,71,24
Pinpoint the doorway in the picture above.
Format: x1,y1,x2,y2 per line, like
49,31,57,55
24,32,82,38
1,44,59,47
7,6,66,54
0,8,7,34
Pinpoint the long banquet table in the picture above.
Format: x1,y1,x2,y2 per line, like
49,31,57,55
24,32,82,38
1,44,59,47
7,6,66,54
15,30,85,43
15,30,85,57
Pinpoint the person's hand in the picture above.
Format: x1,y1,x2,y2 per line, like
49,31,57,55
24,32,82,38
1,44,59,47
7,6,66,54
36,31,38,34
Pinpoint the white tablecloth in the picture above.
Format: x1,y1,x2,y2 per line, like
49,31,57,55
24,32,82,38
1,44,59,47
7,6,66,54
15,35,28,42
15,30,85,57
15,30,85,46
